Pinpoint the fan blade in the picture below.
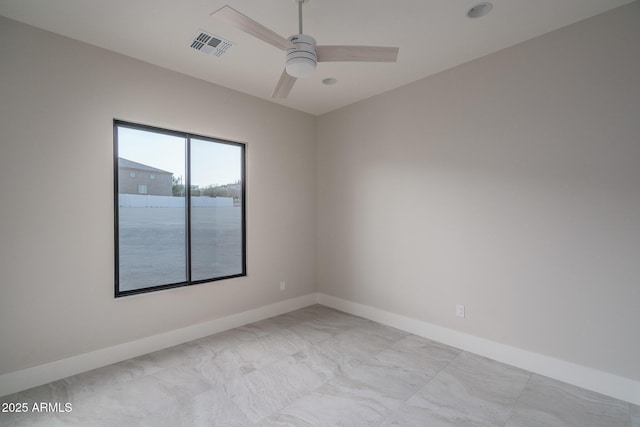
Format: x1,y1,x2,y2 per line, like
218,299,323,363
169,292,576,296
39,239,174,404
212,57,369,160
211,5,293,51
316,46,399,62
272,69,297,99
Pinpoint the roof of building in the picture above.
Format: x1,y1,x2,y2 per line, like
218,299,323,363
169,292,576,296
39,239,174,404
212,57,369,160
118,158,172,174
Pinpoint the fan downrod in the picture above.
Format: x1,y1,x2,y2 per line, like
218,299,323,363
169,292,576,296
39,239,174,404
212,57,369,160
295,0,308,35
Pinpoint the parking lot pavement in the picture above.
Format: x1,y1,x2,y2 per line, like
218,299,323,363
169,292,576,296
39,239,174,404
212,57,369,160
117,207,242,291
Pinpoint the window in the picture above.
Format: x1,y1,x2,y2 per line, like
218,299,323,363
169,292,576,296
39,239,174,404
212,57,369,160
129,171,136,178
114,120,246,297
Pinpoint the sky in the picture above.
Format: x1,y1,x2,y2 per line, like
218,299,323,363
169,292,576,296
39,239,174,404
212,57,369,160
117,126,242,187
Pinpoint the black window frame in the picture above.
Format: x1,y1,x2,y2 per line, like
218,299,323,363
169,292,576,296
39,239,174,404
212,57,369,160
113,119,247,298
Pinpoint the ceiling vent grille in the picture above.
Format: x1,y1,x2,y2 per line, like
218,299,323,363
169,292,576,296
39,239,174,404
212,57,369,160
189,30,233,57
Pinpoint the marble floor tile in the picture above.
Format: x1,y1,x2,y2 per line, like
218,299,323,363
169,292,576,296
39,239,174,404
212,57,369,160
255,307,331,330
373,334,460,378
1,305,635,427
137,387,251,427
306,309,372,332
148,364,213,402
308,333,373,374
226,346,339,423
241,317,298,336
0,380,73,425
355,320,410,343
59,374,189,426
269,376,404,427
333,326,401,360
288,345,343,382
397,352,531,427
191,347,245,384
338,356,431,401
380,402,463,427
229,328,312,371
259,413,315,427
52,341,212,405
193,326,265,353
505,374,631,427
287,318,344,344
1,411,73,427
0,379,72,407
288,304,340,320
59,361,148,401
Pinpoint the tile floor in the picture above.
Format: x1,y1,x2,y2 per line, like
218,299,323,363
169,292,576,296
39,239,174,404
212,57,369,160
1,305,637,426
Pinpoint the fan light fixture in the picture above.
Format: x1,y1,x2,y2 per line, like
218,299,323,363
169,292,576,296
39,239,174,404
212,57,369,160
286,34,317,78
211,1,398,98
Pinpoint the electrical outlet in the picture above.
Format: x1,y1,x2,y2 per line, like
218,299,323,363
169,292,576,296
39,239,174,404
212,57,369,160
456,304,465,318
280,281,286,291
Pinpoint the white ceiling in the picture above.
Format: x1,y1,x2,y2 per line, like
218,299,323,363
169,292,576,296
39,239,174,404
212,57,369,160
0,0,634,115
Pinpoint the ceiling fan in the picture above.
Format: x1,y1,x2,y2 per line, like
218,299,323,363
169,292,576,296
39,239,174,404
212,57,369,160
211,0,399,99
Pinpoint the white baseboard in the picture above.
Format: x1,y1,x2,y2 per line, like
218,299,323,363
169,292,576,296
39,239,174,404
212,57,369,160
0,294,317,398
316,293,640,406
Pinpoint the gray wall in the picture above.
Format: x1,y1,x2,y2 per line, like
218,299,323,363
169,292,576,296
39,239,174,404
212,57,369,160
0,16,316,375
317,2,640,381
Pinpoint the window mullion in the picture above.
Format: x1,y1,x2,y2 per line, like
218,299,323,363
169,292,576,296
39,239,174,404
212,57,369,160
185,136,192,284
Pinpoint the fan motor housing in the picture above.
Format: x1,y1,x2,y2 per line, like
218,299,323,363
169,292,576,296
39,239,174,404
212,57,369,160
286,34,317,78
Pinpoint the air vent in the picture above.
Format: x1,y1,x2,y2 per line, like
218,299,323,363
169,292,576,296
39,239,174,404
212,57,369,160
189,30,233,57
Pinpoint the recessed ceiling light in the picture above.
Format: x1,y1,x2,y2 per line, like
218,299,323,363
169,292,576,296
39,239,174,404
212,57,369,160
467,2,493,18
322,78,338,85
